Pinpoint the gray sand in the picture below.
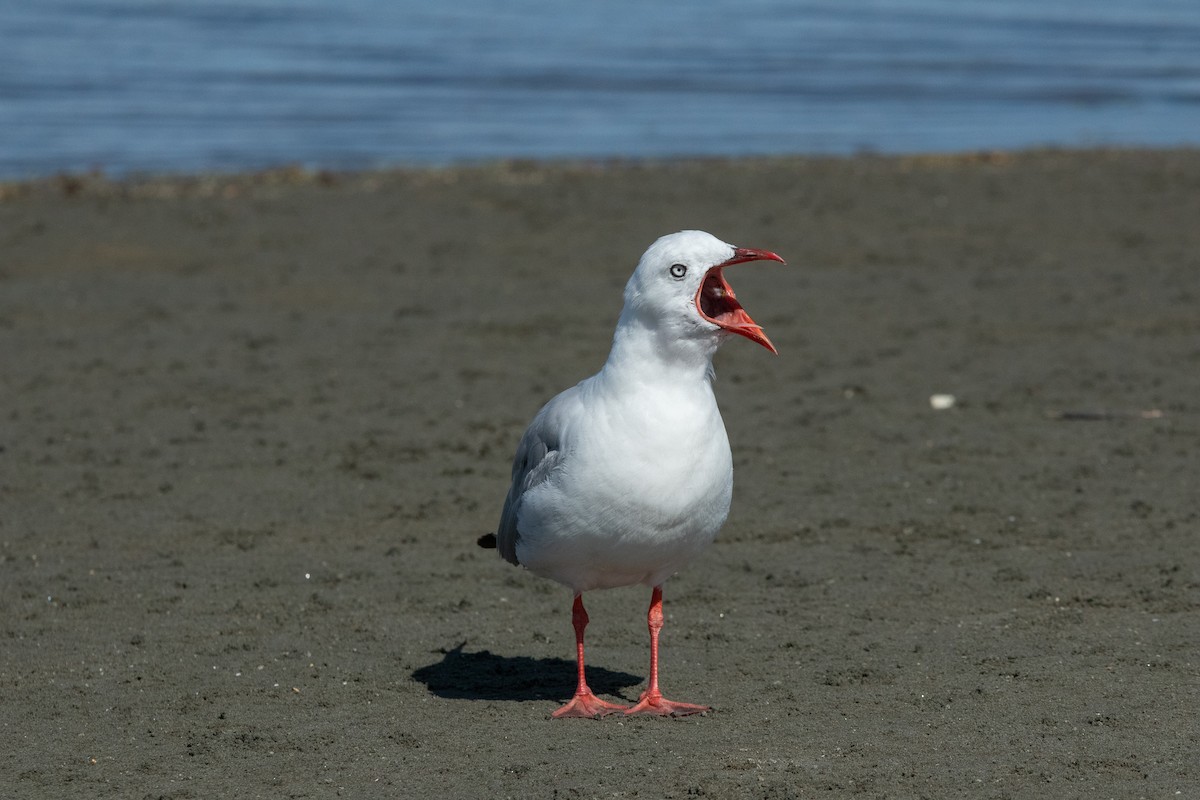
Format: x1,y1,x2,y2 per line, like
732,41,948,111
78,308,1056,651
2,150,1198,798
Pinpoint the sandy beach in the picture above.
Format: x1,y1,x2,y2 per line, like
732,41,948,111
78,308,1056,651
2,149,1198,798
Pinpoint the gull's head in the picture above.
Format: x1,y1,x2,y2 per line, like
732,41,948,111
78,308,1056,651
621,230,786,355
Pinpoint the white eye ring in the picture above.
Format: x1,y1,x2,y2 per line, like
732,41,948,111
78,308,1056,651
669,263,687,279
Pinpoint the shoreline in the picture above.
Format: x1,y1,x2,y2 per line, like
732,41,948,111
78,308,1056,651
4,144,1197,201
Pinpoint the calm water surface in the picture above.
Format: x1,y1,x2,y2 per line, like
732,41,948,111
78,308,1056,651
2,0,1199,178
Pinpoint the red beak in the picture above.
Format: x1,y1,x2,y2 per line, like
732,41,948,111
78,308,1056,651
695,247,786,354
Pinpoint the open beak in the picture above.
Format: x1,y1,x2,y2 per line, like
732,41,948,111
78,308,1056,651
695,247,786,354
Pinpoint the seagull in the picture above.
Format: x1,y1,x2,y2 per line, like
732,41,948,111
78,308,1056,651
479,230,786,718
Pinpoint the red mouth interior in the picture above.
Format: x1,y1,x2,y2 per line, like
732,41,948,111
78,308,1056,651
697,268,743,325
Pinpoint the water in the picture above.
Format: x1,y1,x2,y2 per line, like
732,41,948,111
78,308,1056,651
2,0,1199,179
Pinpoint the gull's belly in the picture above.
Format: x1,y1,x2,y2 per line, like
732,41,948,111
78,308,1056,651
515,414,733,591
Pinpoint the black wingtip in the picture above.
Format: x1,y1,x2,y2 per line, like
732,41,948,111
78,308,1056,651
477,532,497,549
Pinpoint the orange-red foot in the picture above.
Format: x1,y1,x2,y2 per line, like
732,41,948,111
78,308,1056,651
624,690,710,717
552,691,630,719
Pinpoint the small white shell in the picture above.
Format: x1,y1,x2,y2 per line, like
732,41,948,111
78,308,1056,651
929,394,956,410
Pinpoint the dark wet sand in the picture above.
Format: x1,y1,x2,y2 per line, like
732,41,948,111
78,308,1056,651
2,150,1198,798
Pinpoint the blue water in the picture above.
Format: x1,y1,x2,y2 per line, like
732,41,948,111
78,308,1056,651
2,0,1199,179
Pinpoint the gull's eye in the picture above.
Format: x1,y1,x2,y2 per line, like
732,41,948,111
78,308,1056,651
669,263,687,280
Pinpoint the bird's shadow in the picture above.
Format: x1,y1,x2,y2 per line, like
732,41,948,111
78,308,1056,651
412,642,642,703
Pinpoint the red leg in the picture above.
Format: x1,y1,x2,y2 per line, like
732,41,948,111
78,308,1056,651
552,594,629,718
625,585,710,717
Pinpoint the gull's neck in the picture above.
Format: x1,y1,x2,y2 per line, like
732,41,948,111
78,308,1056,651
599,310,719,389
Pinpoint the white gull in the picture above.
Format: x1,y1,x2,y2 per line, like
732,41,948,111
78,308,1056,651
481,230,786,717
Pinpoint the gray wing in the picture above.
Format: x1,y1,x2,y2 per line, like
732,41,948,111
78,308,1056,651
495,391,573,565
